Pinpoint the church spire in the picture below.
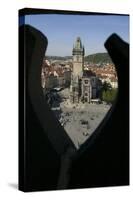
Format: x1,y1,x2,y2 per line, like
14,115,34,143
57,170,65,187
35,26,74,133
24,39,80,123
74,37,82,49
72,37,84,56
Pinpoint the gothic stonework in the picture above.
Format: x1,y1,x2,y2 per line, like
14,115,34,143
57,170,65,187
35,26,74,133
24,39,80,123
70,37,84,103
70,37,99,103
72,37,84,81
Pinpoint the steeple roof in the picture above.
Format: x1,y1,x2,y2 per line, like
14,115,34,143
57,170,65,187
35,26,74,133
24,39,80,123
72,37,85,56
74,37,83,49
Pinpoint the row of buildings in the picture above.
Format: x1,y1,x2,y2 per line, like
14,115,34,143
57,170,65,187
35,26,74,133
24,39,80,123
85,64,118,89
41,60,71,89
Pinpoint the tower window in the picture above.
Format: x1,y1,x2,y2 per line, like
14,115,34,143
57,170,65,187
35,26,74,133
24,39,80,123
85,92,88,96
84,80,89,84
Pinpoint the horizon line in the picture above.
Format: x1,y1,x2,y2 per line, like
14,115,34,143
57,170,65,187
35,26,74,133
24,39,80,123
45,51,108,57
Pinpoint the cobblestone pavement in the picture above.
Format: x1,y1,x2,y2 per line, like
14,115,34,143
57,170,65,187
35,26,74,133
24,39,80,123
52,88,111,149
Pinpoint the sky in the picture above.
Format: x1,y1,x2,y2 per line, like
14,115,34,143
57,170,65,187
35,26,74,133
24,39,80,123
25,14,129,56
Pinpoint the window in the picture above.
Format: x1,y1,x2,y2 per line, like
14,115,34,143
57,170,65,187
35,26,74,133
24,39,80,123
85,92,88,96
84,80,88,84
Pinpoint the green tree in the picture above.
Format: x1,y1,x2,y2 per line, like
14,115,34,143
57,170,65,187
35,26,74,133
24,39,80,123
102,81,112,91
102,88,118,104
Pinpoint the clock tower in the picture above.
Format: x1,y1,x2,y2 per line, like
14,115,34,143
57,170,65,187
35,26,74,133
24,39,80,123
70,37,85,103
72,37,84,82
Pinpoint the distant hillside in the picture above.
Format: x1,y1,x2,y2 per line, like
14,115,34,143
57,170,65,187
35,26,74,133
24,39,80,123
85,53,112,64
46,53,112,64
46,56,72,61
